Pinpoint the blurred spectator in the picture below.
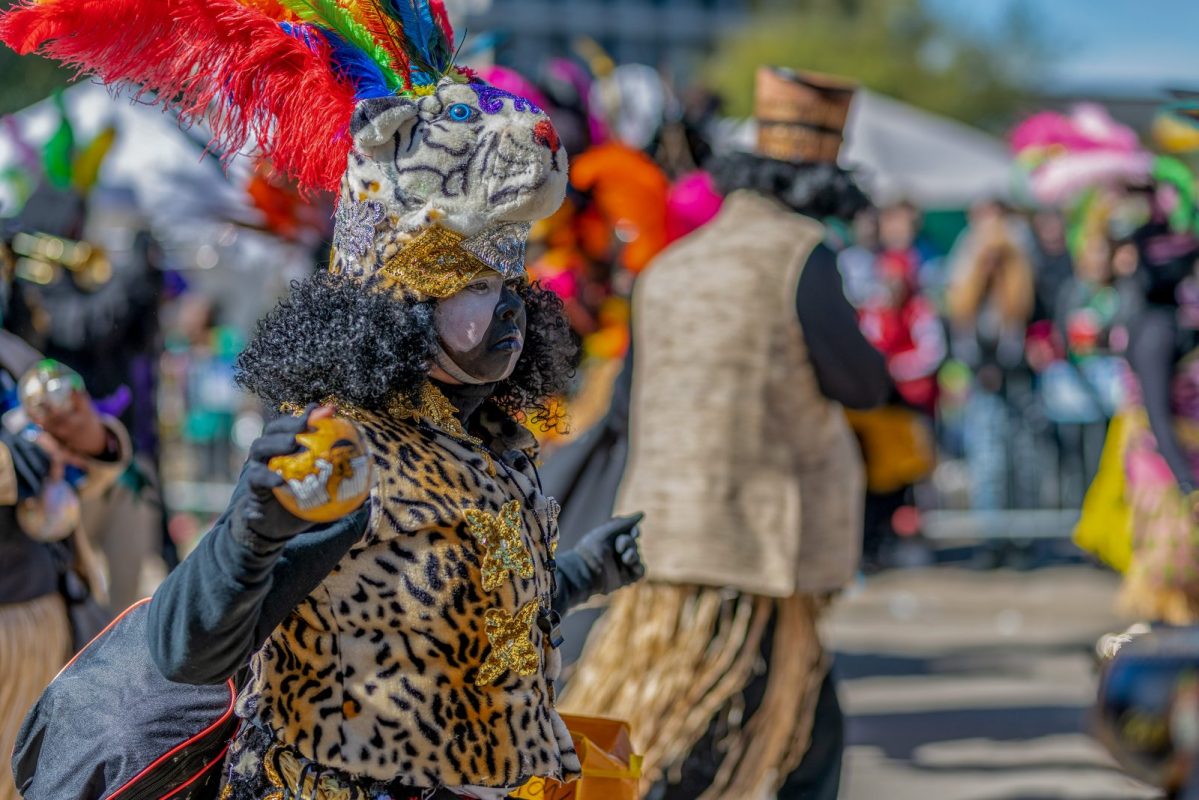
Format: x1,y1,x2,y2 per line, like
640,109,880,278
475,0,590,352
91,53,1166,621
838,207,881,309
1040,229,1126,508
860,252,946,415
947,211,1036,528
1030,209,1075,323
879,200,944,298
168,295,243,483
852,253,943,569
3,182,169,609
947,199,1034,290
1115,215,1199,624
947,212,1035,372
0,324,131,800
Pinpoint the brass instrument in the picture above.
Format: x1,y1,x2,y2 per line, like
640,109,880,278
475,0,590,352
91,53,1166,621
8,230,113,291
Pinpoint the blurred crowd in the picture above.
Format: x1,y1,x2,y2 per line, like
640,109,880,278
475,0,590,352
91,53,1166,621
838,196,1133,569
6,30,1199,800
0,65,1176,585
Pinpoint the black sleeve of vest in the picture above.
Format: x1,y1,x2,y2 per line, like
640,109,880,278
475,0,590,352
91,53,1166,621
145,475,370,685
796,244,891,409
1128,305,1197,493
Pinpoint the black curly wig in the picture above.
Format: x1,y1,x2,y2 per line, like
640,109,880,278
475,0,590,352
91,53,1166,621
236,270,579,430
708,151,869,221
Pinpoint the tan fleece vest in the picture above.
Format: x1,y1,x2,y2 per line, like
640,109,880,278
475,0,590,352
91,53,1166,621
617,191,863,597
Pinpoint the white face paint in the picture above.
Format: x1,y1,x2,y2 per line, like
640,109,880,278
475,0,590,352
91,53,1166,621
434,271,504,353
431,270,526,385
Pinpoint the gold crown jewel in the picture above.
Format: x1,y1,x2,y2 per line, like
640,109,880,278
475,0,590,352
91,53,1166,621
380,223,532,298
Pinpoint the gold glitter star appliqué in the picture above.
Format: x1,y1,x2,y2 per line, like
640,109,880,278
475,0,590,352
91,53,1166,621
475,600,541,687
464,500,534,592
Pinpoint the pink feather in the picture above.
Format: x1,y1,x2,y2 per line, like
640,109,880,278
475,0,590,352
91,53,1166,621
1011,104,1141,157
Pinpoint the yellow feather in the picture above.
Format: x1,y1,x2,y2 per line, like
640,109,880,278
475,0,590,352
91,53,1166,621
71,126,116,193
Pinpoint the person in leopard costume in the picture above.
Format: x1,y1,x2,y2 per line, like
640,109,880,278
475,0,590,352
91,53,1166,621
0,1,645,798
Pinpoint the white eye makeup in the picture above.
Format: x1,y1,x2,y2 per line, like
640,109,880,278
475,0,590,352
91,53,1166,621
435,272,504,352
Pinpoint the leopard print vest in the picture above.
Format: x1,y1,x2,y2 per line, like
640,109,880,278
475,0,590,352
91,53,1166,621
237,393,581,789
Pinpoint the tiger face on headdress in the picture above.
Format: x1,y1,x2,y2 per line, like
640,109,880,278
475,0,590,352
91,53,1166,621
331,78,568,293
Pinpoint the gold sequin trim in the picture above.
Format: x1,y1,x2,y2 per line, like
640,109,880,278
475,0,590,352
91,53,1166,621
394,383,481,445
476,599,541,686
379,224,489,299
335,383,495,474
465,500,534,592
391,383,495,474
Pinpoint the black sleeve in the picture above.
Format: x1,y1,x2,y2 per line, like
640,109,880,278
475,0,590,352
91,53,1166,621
1127,306,1196,493
796,244,891,409
145,477,371,685
1,427,52,502
552,550,592,617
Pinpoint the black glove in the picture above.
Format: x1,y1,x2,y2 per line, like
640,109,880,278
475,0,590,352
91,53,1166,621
228,406,321,555
1,427,53,501
552,512,645,616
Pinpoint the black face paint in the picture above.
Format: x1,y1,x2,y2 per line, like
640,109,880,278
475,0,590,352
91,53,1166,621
437,280,527,384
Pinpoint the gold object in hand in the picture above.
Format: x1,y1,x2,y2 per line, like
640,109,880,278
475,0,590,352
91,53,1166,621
268,417,372,523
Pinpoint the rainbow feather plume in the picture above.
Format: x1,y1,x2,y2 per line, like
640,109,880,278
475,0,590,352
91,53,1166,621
382,0,454,84
342,0,411,86
279,22,393,99
0,0,361,191
274,0,401,90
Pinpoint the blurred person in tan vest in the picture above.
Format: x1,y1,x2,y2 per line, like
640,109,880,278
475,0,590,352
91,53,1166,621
563,67,889,800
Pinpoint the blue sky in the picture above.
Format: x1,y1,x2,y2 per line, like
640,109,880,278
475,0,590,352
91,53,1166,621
924,0,1199,92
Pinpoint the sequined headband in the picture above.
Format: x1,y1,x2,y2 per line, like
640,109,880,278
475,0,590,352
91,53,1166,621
378,222,531,298
332,212,531,298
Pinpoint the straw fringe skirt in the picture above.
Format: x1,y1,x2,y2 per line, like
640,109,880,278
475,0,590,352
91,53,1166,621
561,583,827,800
0,593,71,800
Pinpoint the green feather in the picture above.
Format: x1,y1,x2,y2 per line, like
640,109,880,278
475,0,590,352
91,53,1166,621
1154,155,1199,236
42,90,76,190
275,0,402,90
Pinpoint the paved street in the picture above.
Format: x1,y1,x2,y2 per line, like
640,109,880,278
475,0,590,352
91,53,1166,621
827,567,1162,800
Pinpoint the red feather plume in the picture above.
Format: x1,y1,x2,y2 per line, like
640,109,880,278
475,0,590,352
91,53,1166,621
0,0,358,192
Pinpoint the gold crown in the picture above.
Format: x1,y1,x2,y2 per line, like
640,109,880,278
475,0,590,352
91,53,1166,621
379,222,531,298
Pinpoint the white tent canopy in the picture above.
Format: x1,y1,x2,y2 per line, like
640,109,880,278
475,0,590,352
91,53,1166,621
0,82,248,227
725,88,1015,209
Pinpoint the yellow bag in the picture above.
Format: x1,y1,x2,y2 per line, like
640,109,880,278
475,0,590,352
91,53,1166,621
845,406,936,494
511,715,643,800
1074,412,1134,573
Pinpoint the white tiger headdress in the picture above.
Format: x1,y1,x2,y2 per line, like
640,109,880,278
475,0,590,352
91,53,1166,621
0,0,567,298
333,78,568,297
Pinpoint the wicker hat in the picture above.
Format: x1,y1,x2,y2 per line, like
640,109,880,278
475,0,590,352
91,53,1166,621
754,66,856,164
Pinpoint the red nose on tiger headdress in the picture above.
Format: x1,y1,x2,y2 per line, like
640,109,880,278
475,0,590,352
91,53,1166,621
0,0,568,297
